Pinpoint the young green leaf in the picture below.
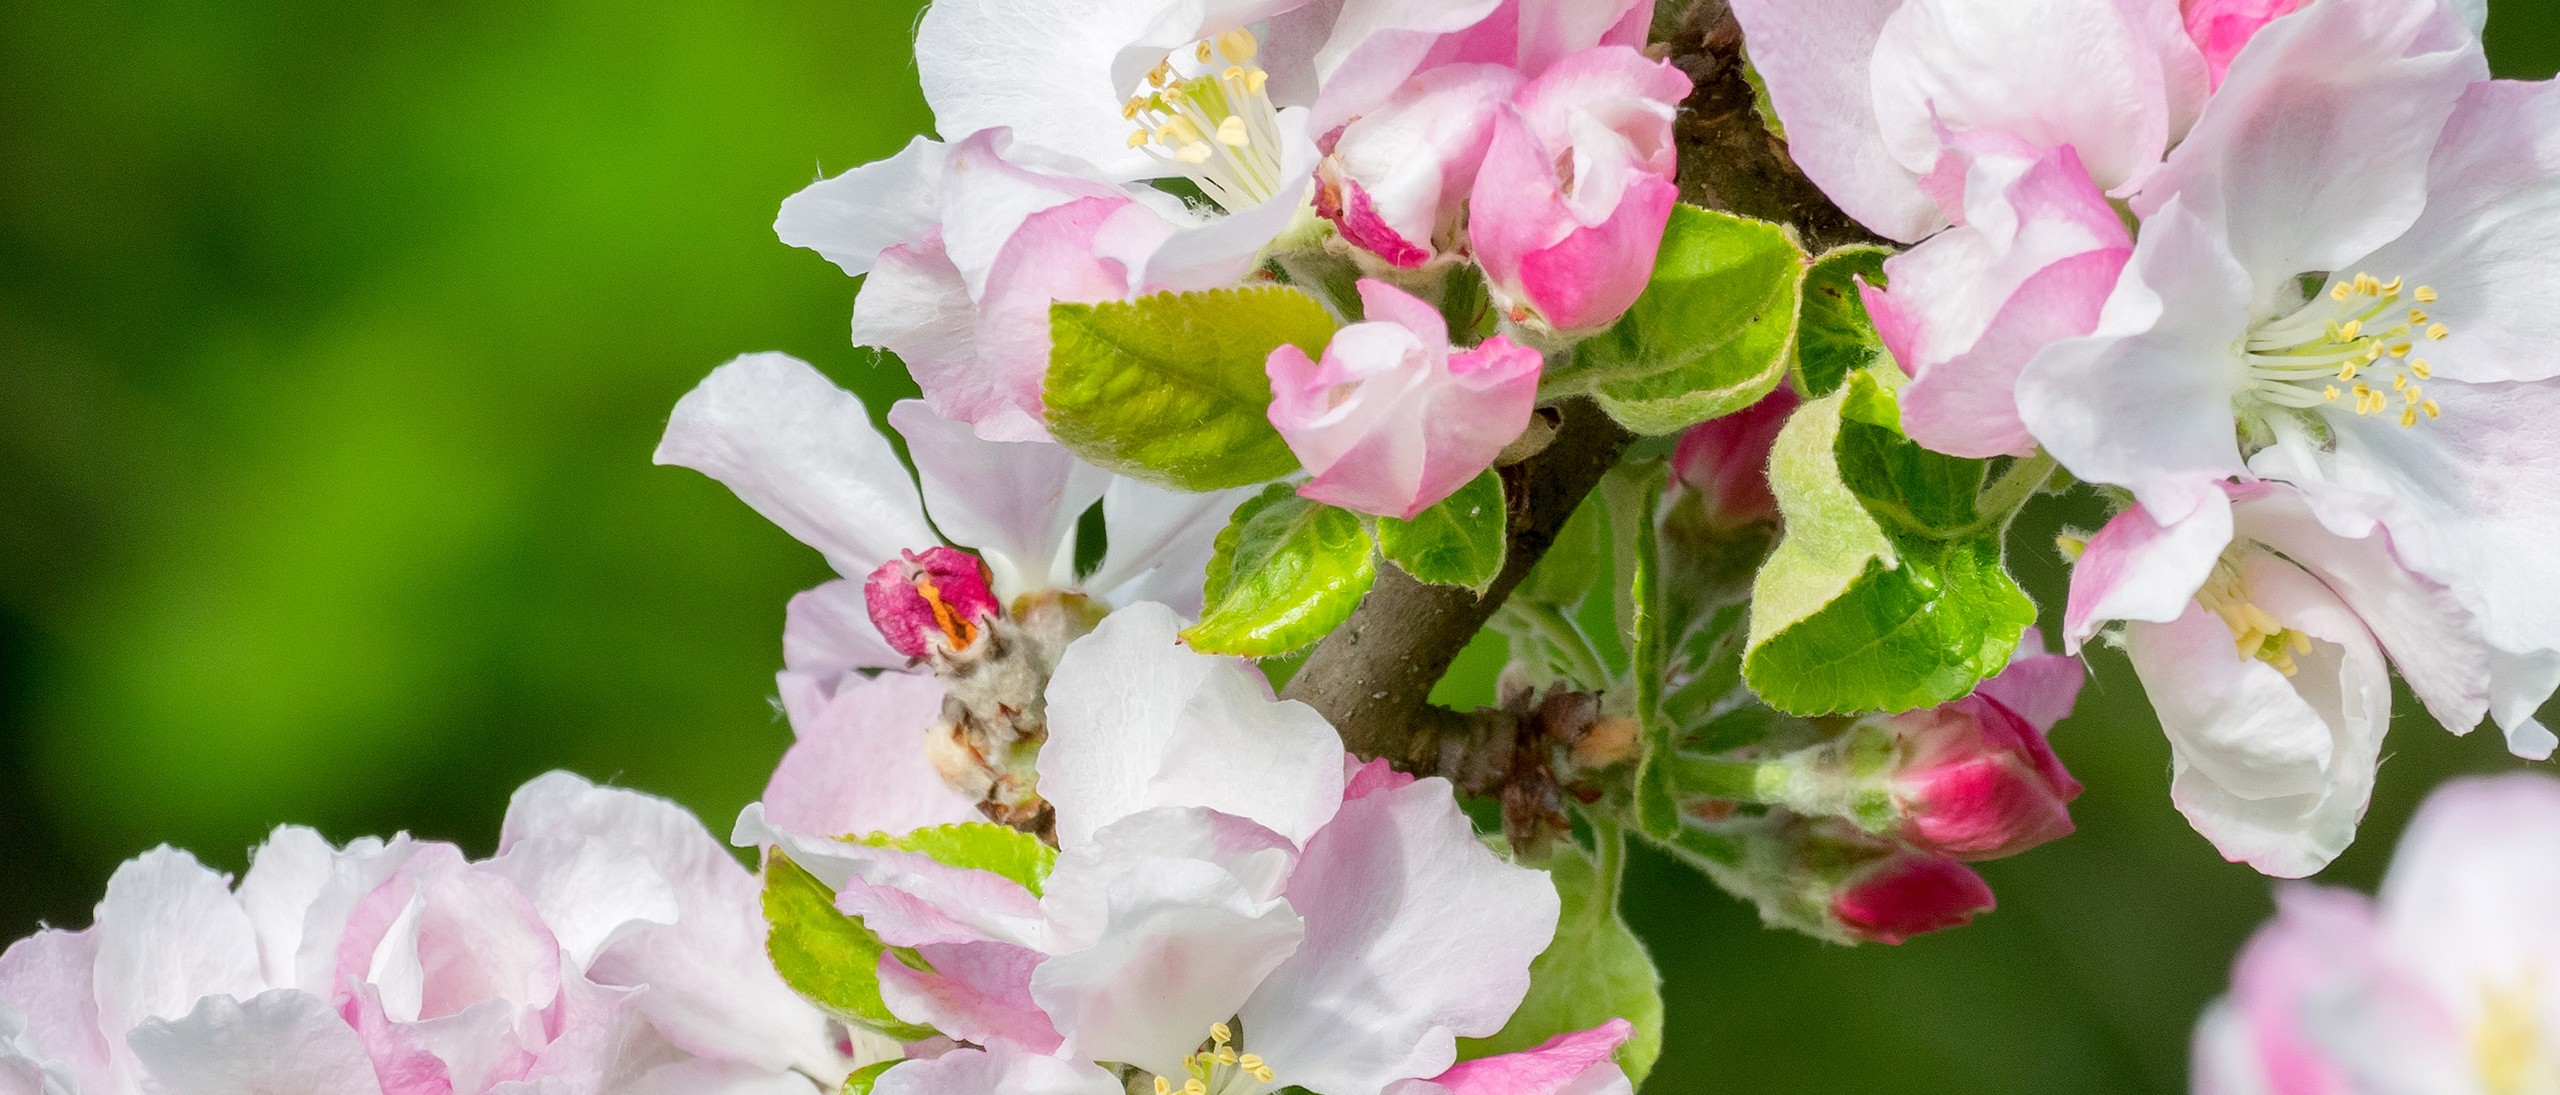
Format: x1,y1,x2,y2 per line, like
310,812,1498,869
1045,287,1336,491
1184,482,1378,656
841,1061,899,1095
1742,377,2033,715
1795,245,1892,398
1376,470,1507,593
1456,836,1663,1085
851,821,1058,897
761,850,935,1041
1567,204,1806,435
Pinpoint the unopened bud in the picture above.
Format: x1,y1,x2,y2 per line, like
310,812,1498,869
1669,386,1797,529
863,547,1000,660
1880,694,2081,861
1829,850,1995,944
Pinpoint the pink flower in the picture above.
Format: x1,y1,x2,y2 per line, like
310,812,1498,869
1863,130,2132,458
1827,851,1997,945
2179,0,2304,87
1266,279,1544,519
1669,386,1798,529
1883,687,2083,862
865,547,1004,661
1319,64,1524,269
1467,46,1691,334
2193,774,2560,1094
1394,1018,1637,1095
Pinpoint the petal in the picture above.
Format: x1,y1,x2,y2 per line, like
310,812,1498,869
914,0,1169,180
1039,807,1300,949
2062,495,2233,651
828,844,1049,950
1973,636,2087,737
127,989,387,1095
1244,778,1560,1095
1118,109,1324,294
1406,1019,1635,1095
2132,0,2483,290
498,774,843,1078
654,353,936,579
775,136,949,278
2378,774,2560,1010
765,670,982,843
878,942,1060,1054
2219,885,2467,1093
890,400,1109,597
0,930,107,1087
2354,79,2560,384
782,580,908,678
1029,858,1306,1078
234,826,338,991
1083,480,1253,613
1269,0,1508,133
1325,65,1522,265
90,849,265,1087
1727,0,1943,242
480,833,678,974
2016,197,2253,527
1040,603,1346,849
855,241,1034,442
970,196,1146,439
871,1046,1123,1095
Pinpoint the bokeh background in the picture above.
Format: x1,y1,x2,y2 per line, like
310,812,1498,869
4,2,2556,1091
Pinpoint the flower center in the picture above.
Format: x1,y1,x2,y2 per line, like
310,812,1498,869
2195,556,2311,677
1147,1022,1277,1095
1124,29,1285,214
2473,976,2560,1095
2240,271,2447,431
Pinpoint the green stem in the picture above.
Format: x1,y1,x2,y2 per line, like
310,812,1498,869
1510,601,1614,690
1664,754,1799,806
1962,450,2058,538
1584,818,1628,933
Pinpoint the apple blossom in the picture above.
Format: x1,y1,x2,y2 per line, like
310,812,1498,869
2193,773,2560,1094
1668,385,1796,531
1265,279,1543,518
2018,0,2560,761
2064,482,2508,876
1827,850,1998,946
0,776,860,1095
1729,0,2206,243
1469,47,1692,334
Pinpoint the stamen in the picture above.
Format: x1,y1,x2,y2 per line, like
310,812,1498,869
2237,271,2450,430
1124,29,1285,214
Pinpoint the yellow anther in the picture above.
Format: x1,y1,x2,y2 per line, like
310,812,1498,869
1195,41,1214,62
1216,116,1249,146
2391,342,2414,356
2358,273,2382,294
1128,129,1152,148
2324,385,2341,401
2056,534,2087,561
1216,27,1259,62
2424,399,2442,418
2392,374,2409,391
2402,405,2419,428
2416,285,2439,302
1149,60,1173,87
1183,1080,1207,1095
2427,323,2450,340
1245,68,1269,94
1216,1047,1239,1066
1252,1066,1276,1083
1238,1054,1265,1070
2331,282,2354,302
2336,319,2363,341
1154,1078,1173,1095
1210,1023,1233,1045
2365,343,2385,362
2409,309,2429,323
2405,384,2423,404
2411,359,2432,378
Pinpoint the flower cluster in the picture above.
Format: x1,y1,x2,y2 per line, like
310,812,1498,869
1738,0,2560,876
0,775,865,1094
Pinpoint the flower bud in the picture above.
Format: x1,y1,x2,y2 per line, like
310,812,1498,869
1670,386,1797,530
1828,850,1996,944
863,546,1000,660
1881,693,2082,861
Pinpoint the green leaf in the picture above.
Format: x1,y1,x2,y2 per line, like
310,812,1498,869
1045,287,1336,491
761,850,934,1041
1794,245,1892,398
1458,836,1662,1085
1184,482,1378,656
851,821,1057,897
1612,469,1680,842
1377,470,1507,593
1567,204,1806,435
841,1061,899,1095
1741,376,2033,715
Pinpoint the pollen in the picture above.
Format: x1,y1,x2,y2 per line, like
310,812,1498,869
2239,270,2452,431
2198,558,2309,676
1122,28,1285,215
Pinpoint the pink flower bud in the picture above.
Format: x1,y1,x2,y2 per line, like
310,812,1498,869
1670,386,1798,529
1266,279,1543,519
1830,851,1996,944
1467,46,1691,334
864,546,1000,660
1884,693,2083,861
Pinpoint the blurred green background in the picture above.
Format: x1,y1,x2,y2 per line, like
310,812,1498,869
2,2,2555,1091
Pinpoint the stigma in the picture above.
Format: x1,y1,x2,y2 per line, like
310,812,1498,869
2195,559,2311,677
1148,1021,1278,1095
2239,272,2446,431
1124,28,1285,214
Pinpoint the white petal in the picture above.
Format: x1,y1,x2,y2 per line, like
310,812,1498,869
1726,0,1942,242
775,136,949,277
1244,778,1561,1095
654,353,935,579
1029,858,1305,1077
0,930,107,1088
2355,79,2560,384
854,242,1018,440
2132,0,2482,292
781,580,908,679
1869,0,2173,193
126,990,385,1095
498,773,843,1079
765,670,981,843
234,827,338,992
480,837,679,973
90,849,265,1089
2018,198,2252,527
872,1047,1123,1095
1084,480,1252,614
2061,489,2233,651
890,400,1107,597
1269,0,1506,132
915,0,1172,180
1039,806,1299,949
2378,774,2560,1011
1040,604,1346,850
1118,109,1323,293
